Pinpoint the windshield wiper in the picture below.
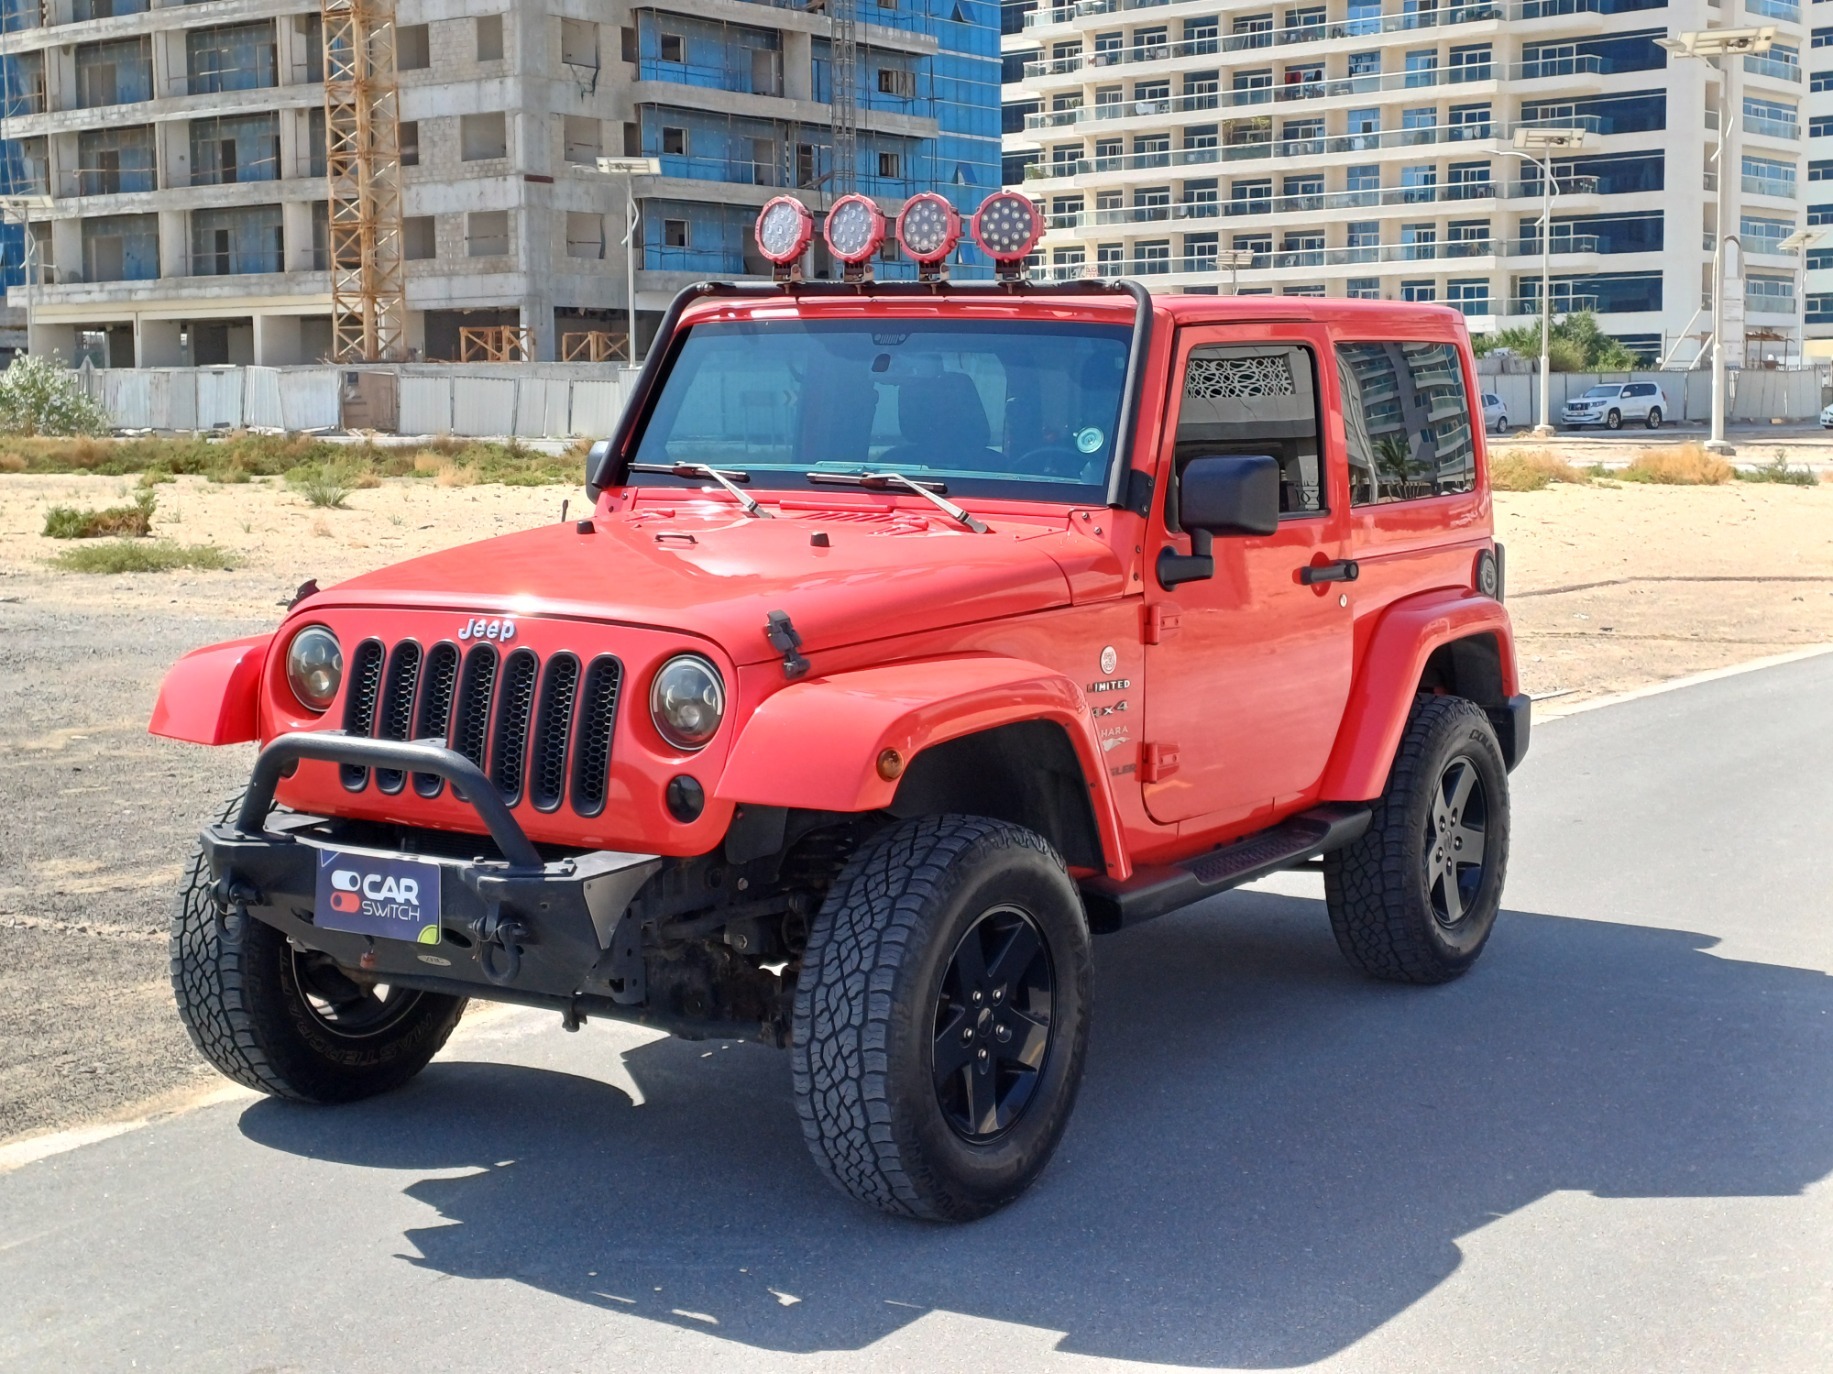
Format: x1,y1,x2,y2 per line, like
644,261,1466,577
628,462,772,518
805,470,989,533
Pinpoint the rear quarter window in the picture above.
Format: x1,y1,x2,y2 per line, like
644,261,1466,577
1335,341,1476,505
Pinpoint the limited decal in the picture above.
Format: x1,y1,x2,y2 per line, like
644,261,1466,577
1085,678,1131,694
315,849,443,945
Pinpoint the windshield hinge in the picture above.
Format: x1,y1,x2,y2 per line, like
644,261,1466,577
764,610,811,680
1142,602,1181,645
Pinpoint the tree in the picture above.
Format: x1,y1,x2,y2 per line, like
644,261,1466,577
0,353,111,437
1470,310,1642,372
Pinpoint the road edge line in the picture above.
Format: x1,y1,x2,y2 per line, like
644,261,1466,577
1535,643,1833,721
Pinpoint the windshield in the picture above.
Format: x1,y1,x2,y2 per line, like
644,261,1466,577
1581,386,1620,399
629,318,1133,500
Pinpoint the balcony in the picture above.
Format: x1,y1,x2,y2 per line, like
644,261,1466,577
1743,55,1801,84
1743,174,1796,198
60,166,158,196
1744,0,1800,21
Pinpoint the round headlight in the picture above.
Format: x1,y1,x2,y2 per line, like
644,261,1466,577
285,626,343,713
650,655,725,751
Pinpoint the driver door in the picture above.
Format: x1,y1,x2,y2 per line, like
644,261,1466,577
1140,325,1354,829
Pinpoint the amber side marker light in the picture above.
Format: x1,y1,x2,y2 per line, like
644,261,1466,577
969,191,1044,282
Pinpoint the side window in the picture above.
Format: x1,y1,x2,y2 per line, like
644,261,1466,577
1172,343,1323,521
1336,340,1475,505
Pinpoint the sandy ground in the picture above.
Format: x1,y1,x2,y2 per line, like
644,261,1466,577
1,469,1830,1145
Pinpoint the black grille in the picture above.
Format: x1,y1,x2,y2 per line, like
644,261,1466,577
412,642,461,797
337,637,623,816
373,641,424,794
489,649,540,805
571,656,623,816
529,654,580,812
340,639,385,790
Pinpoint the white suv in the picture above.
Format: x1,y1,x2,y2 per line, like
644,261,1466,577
1561,382,1666,431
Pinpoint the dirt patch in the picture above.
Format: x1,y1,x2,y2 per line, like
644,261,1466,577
0,473,1829,1142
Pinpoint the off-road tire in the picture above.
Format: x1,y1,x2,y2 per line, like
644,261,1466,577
1324,696,1510,985
1645,406,1662,430
1605,408,1623,430
169,795,467,1102
791,814,1092,1222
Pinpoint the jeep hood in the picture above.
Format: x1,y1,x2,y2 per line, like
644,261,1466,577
306,503,1126,664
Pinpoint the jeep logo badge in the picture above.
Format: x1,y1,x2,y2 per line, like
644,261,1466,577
458,616,516,643
1099,645,1118,676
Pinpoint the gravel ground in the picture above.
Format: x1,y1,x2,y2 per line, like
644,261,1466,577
1,471,1829,1144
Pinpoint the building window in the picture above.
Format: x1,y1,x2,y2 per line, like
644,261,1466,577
664,218,690,247
1807,292,1833,324
1811,204,1833,226
661,126,688,156
566,212,605,260
398,120,418,167
398,24,429,70
461,113,508,161
1813,116,1833,138
659,32,685,63
878,150,902,179
404,216,435,260
190,203,283,275
1812,160,1833,182
467,210,509,256
476,14,504,62
1346,276,1379,299
877,67,915,98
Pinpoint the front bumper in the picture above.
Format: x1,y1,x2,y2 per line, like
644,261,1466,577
206,733,662,1009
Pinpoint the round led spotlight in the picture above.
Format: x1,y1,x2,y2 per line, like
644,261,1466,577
896,192,962,265
823,193,887,265
970,191,1044,265
754,195,814,266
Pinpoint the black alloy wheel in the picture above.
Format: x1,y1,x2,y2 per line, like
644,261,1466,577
1423,755,1489,929
931,904,1055,1141
289,949,429,1040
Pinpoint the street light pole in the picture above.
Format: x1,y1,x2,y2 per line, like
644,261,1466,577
1217,247,1255,295
594,156,660,364
1501,127,1590,436
1658,24,1776,453
1778,227,1823,368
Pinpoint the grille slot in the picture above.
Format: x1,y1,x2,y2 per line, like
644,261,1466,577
339,639,386,790
373,640,424,794
529,654,580,812
489,649,540,805
450,645,499,787
571,656,623,817
412,642,461,797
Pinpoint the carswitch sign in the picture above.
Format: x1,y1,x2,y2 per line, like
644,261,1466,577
315,849,442,945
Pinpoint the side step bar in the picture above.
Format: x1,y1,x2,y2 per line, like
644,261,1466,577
1079,803,1372,934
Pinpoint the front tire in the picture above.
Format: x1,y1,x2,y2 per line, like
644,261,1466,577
1324,697,1510,985
1645,406,1662,430
1605,408,1623,430
791,815,1091,1221
169,797,467,1103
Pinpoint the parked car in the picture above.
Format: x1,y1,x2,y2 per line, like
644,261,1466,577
151,193,1528,1222
1481,392,1509,434
1819,401,1833,429
1562,381,1666,430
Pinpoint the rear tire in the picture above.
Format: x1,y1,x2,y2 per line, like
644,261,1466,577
1493,414,1509,435
1645,406,1662,430
791,815,1091,1221
1324,697,1510,985
169,796,467,1103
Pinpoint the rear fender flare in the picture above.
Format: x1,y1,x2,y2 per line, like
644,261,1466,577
714,656,1129,879
148,634,273,745
1321,591,1518,802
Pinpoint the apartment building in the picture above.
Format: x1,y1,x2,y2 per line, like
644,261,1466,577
1805,11,1833,352
1003,0,1808,366
0,0,999,366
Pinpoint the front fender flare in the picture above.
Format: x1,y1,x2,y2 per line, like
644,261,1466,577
714,655,1129,879
148,633,272,745
1320,591,1519,802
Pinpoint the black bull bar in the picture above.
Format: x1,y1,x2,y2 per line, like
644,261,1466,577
204,732,662,1007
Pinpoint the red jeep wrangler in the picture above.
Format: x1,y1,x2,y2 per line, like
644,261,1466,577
153,192,1526,1222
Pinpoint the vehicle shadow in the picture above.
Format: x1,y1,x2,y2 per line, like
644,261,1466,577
238,892,1833,1367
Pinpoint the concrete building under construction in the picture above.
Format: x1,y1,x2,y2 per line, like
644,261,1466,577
0,0,1000,365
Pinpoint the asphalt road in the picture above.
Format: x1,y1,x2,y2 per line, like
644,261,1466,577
2,654,1830,1373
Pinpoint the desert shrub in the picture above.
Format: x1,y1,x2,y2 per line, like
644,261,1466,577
1489,451,1590,492
286,458,376,508
41,489,156,538
1734,456,1818,486
0,354,110,437
50,539,238,573
1617,443,1734,485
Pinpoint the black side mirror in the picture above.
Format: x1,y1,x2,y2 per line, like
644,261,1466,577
1158,454,1281,588
584,439,615,502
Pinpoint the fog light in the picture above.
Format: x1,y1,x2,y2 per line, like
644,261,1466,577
666,775,706,823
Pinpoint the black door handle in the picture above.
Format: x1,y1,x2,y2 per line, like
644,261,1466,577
1300,559,1359,585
